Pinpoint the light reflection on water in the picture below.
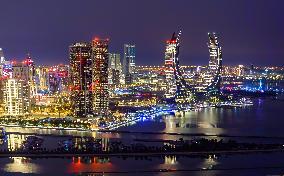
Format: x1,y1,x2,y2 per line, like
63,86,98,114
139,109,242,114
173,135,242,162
0,155,186,174
0,99,276,137
0,99,284,175
1,99,284,151
0,152,283,175
200,155,219,170
138,99,284,137
164,155,178,165
68,157,113,174
0,133,112,153
0,134,31,151
3,157,41,174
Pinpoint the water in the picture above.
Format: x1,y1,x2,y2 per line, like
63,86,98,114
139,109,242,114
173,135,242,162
1,153,284,175
1,98,284,175
121,98,284,137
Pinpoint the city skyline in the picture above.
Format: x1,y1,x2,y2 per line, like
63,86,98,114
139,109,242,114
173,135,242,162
0,0,283,66
0,1,284,175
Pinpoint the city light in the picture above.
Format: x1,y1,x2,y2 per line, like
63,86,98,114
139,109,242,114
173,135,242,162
0,31,282,132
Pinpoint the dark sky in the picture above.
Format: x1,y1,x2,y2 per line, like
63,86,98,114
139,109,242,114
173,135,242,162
0,0,283,66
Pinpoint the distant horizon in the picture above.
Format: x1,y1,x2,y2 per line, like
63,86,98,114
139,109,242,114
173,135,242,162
3,55,283,68
1,34,283,67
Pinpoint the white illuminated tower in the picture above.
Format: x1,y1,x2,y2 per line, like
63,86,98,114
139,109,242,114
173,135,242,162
237,65,244,77
4,79,30,115
0,48,5,64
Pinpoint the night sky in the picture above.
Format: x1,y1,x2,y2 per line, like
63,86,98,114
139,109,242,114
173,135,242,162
0,0,283,66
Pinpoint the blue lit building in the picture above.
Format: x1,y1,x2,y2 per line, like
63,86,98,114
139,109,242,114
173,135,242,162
123,44,136,84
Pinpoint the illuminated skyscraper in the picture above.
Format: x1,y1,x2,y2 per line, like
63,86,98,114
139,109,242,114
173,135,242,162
35,66,49,92
8,56,36,115
164,34,178,98
1,61,12,79
48,65,69,94
123,44,135,84
205,32,222,95
92,38,109,117
237,65,244,77
69,42,93,118
3,79,30,115
12,56,37,97
164,30,195,104
0,48,5,64
0,56,11,107
108,53,122,86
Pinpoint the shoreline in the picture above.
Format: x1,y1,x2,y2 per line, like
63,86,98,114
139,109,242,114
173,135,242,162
0,101,254,131
0,149,283,158
3,125,284,140
0,124,95,132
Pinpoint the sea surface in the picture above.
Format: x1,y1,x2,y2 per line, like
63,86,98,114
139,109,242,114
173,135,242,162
1,98,284,175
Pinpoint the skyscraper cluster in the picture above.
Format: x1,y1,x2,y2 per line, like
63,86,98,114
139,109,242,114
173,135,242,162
0,30,226,120
0,39,136,118
0,48,71,116
163,31,223,103
69,39,136,118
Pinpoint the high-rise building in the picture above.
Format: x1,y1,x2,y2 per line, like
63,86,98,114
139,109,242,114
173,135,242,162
48,67,61,94
205,32,222,95
123,44,135,84
58,65,70,93
237,65,244,77
1,61,12,79
0,48,5,64
164,30,194,103
3,79,30,116
92,38,109,117
48,65,69,94
12,56,37,97
8,56,36,115
108,53,122,86
164,34,178,98
250,64,254,75
35,66,49,93
0,57,11,107
69,42,93,118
